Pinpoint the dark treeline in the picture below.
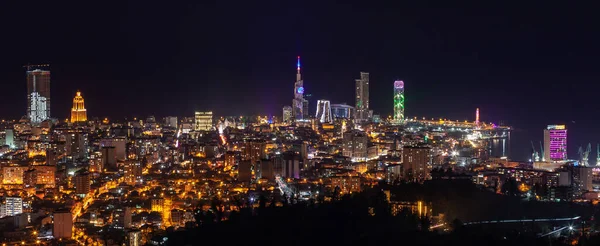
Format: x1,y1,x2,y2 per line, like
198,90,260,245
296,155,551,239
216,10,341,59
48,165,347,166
166,181,600,246
382,179,596,223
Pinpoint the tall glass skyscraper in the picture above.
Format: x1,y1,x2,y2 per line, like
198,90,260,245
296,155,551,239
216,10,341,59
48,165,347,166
355,72,371,122
26,65,51,125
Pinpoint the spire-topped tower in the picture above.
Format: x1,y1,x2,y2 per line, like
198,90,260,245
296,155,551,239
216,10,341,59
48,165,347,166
296,56,301,82
292,56,307,120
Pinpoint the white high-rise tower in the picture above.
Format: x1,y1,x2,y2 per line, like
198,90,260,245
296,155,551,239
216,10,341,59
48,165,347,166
315,100,332,123
26,65,51,125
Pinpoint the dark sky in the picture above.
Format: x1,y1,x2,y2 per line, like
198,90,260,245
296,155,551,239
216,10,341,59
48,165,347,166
1,1,599,160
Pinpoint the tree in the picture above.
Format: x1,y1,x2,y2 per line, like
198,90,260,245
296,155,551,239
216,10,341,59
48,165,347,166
258,194,267,209
501,177,520,196
451,218,463,232
332,186,341,201
420,215,431,231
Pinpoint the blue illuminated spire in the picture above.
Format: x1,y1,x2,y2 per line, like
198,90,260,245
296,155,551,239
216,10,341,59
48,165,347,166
296,56,301,81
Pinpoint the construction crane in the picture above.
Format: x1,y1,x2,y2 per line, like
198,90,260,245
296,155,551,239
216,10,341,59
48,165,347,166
578,143,591,166
531,141,540,162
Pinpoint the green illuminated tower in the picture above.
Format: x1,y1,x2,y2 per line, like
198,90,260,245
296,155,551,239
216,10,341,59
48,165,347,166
393,80,404,124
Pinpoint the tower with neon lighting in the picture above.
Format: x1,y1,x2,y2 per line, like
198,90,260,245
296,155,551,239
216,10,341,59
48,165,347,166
292,56,308,120
543,125,567,161
393,80,404,124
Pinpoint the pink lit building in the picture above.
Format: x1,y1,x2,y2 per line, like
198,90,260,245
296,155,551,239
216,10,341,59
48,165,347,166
543,125,567,161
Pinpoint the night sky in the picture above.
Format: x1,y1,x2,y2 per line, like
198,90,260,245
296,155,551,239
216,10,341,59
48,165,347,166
1,2,599,161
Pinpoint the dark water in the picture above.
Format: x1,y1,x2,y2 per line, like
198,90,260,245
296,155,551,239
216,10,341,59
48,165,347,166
489,136,510,159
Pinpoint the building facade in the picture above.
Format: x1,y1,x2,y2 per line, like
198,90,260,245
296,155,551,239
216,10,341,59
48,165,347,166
330,173,361,194
53,211,73,239
124,160,142,185
282,106,292,123
343,130,368,162
194,111,213,131
74,170,91,196
402,146,431,182
164,116,178,128
331,103,354,119
100,137,127,161
543,125,567,161
282,152,301,179
0,197,23,218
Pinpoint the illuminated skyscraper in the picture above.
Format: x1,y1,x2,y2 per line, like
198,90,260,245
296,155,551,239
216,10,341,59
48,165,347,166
70,91,87,123
393,80,404,124
543,125,567,161
355,72,371,122
194,111,213,131
315,100,332,123
292,56,308,120
26,65,51,125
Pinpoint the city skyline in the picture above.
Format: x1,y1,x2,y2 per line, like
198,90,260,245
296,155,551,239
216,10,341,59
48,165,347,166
1,2,600,245
6,59,590,161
